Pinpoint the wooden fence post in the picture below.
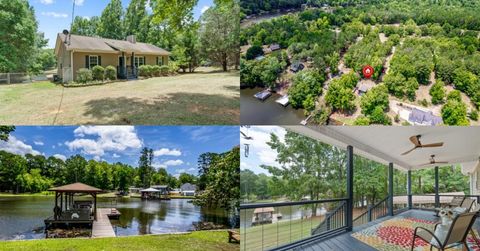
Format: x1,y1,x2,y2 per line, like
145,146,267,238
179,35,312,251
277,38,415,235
7,73,10,84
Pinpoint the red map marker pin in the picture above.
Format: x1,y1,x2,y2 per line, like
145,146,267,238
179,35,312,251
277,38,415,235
362,65,374,79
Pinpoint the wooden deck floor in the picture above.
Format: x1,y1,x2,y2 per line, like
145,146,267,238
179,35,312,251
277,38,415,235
290,210,480,251
91,208,118,238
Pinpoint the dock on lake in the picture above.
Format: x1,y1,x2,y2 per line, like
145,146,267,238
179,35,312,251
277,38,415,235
92,208,120,238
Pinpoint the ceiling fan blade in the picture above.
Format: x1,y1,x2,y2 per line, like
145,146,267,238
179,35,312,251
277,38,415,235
240,131,248,138
401,147,417,155
409,135,421,146
421,142,444,148
419,162,433,166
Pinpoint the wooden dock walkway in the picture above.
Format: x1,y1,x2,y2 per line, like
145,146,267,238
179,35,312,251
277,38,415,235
91,208,120,238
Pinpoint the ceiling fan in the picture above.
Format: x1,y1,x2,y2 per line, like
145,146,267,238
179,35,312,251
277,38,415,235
401,135,444,155
420,155,449,166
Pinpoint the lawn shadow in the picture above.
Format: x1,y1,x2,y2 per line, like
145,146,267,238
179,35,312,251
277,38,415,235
223,85,240,93
83,92,240,125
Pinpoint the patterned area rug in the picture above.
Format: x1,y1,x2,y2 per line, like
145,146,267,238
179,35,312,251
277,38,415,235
351,216,480,251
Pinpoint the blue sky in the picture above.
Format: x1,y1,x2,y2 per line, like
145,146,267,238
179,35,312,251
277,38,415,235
29,0,214,48
240,126,285,176
0,126,238,177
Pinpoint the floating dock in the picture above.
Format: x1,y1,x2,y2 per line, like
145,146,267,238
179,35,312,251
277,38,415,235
91,208,120,238
254,90,271,101
275,95,289,106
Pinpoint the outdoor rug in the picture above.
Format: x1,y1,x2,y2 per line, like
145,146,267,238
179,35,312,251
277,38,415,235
351,216,480,251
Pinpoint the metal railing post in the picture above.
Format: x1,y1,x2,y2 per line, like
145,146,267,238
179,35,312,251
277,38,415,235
388,163,394,216
346,145,354,231
367,205,372,222
434,166,440,208
407,170,412,210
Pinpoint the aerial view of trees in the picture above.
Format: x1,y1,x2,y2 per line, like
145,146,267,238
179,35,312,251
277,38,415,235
288,70,325,111
325,73,358,112
441,90,469,126
359,84,391,125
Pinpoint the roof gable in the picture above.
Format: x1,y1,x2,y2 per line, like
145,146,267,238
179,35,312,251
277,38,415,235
49,182,102,192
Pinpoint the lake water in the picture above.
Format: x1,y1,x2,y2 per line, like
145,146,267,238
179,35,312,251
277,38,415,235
240,88,306,125
0,196,229,240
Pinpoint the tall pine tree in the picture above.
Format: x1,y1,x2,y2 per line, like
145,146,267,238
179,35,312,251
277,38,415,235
97,0,124,40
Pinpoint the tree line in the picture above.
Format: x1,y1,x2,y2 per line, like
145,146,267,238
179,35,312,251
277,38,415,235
70,0,239,72
241,130,469,209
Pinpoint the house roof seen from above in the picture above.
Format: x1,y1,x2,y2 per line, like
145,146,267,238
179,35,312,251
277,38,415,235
56,33,170,55
48,182,102,193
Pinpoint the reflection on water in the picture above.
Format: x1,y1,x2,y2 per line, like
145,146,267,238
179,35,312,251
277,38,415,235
0,196,229,240
240,88,306,125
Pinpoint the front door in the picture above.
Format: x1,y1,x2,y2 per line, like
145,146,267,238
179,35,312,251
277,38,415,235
119,56,125,78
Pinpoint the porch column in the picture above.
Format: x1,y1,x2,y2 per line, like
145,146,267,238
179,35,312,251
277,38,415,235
346,145,354,231
407,170,412,210
388,163,394,216
54,192,58,220
93,193,97,221
434,166,439,207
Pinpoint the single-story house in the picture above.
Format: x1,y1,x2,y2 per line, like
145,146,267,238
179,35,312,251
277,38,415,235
151,185,169,195
290,62,305,73
55,32,170,83
180,183,197,196
269,44,281,51
408,108,442,126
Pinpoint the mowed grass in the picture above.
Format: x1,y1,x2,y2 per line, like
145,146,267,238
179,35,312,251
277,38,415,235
0,230,238,251
0,68,239,125
241,216,324,251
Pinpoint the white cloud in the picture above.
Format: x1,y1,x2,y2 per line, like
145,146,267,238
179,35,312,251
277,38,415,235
40,0,54,5
187,167,196,172
242,126,285,166
201,6,210,14
163,159,184,166
41,12,68,18
74,0,84,6
189,127,214,142
154,148,181,157
112,153,120,158
0,136,41,156
153,163,167,169
53,154,67,161
65,126,142,159
34,141,44,146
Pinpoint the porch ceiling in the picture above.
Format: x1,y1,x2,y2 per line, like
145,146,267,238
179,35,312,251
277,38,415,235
284,126,480,173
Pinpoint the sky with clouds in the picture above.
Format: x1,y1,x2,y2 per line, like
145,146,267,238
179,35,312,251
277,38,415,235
240,126,286,176
30,0,214,48
0,126,238,178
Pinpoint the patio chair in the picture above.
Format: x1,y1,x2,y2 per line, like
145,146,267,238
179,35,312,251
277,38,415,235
434,196,465,216
410,211,477,251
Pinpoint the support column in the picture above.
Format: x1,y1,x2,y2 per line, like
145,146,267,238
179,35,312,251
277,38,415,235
54,192,58,220
346,145,354,231
388,163,394,216
407,170,412,210
434,166,439,208
94,193,97,221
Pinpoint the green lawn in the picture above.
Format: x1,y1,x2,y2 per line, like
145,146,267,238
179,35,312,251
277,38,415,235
0,68,239,125
241,216,324,251
0,230,238,251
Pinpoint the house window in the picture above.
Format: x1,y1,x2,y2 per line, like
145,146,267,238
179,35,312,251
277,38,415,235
157,56,164,65
134,56,145,67
89,55,99,69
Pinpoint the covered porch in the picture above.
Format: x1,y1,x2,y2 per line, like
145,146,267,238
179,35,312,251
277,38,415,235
240,127,480,251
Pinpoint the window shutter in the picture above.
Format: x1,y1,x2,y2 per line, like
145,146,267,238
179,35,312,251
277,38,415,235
98,56,102,66
156,57,159,65
85,55,89,68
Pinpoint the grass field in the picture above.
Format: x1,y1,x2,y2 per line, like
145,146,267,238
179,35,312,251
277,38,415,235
0,68,239,125
0,230,238,251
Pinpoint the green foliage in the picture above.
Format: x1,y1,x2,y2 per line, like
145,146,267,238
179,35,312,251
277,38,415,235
430,80,446,105
240,57,285,89
288,70,325,109
246,45,264,60
447,90,462,102
168,61,180,73
325,74,357,112
76,68,93,83
138,65,150,77
195,146,239,210
441,98,469,126
105,65,117,80
159,65,170,76
354,116,371,125
389,38,434,85
369,106,392,125
360,84,389,116
91,65,105,81
312,105,332,125
0,0,40,72
0,126,15,142
199,2,239,71
469,109,479,121
151,65,161,77
97,0,125,40
172,24,200,73
384,73,418,101
71,16,100,36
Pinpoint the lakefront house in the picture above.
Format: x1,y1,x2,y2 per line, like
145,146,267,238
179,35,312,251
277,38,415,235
54,31,170,83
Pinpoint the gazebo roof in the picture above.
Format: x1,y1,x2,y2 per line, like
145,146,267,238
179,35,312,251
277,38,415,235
285,126,480,173
140,188,160,192
48,182,102,193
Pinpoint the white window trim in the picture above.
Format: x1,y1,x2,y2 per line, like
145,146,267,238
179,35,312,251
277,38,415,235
89,55,99,69
134,56,145,67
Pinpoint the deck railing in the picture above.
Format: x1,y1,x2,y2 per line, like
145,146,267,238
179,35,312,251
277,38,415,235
240,198,348,251
353,196,389,227
311,201,346,235
411,194,480,209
